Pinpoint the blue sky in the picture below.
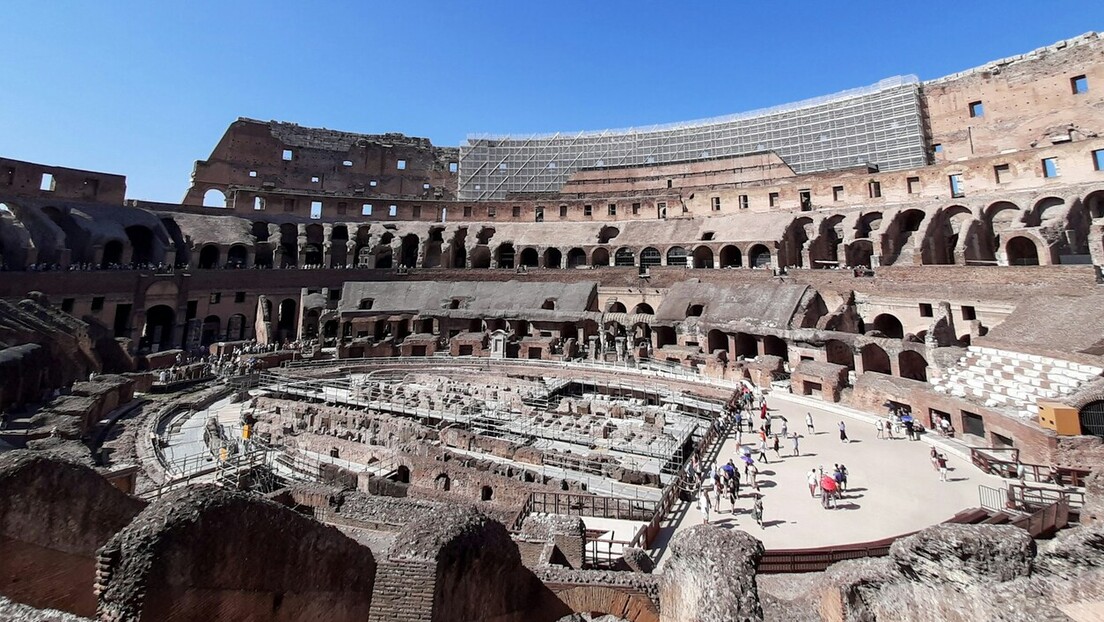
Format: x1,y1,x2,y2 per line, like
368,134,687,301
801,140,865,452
1,1,1101,202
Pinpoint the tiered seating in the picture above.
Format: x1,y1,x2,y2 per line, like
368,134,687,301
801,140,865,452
932,346,1103,418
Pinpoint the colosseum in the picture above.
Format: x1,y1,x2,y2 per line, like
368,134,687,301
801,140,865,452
2,32,1104,622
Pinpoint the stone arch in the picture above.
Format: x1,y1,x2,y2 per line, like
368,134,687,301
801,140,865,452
143,305,175,352
279,223,299,267
860,343,891,375
1085,190,1104,220
762,335,788,359
631,303,654,315
654,326,677,348
400,234,419,268
639,247,661,268
198,244,220,269
899,350,928,381
467,246,489,269
856,212,883,239
926,205,973,265
493,242,515,269
277,298,297,339
735,333,757,358
846,240,874,268
567,247,587,268
882,209,926,265
422,227,442,268
372,243,393,269
666,246,688,267
551,585,659,622
748,244,771,268
825,339,854,370
710,331,728,355
719,245,742,268
810,215,845,268
124,225,157,265
226,244,249,268
396,465,411,484
1030,196,1066,227
202,188,226,208
1077,400,1104,439
102,239,125,266
201,314,222,345
692,245,714,268
302,244,323,266
607,301,627,313
614,247,635,267
781,217,814,267
544,247,563,268
519,247,539,267
591,247,610,267
986,201,1023,232
871,313,904,339
1006,236,1040,266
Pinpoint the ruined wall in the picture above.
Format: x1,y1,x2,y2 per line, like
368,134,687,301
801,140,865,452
96,486,377,622
0,157,126,205
659,525,765,622
0,451,146,617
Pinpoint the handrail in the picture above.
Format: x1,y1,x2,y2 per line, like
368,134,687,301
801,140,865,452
969,447,1091,488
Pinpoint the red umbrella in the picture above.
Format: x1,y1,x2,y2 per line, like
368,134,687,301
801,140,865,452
820,475,837,492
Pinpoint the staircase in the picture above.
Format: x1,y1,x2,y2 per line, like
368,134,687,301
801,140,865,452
932,346,1103,418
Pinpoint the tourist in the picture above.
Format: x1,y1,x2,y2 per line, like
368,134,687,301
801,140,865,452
903,417,915,441
756,439,769,464
772,434,782,459
791,432,800,456
937,453,949,482
875,418,885,439
807,468,819,497
1015,460,1026,482
752,494,764,530
748,463,760,491
699,482,712,524
930,447,940,471
838,464,849,491
820,474,838,508
838,420,849,443
805,412,815,434
760,400,768,421
741,451,754,478
779,417,788,438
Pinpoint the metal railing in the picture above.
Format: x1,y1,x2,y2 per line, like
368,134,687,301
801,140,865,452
970,447,1092,487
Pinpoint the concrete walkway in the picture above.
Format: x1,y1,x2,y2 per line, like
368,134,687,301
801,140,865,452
663,390,1008,551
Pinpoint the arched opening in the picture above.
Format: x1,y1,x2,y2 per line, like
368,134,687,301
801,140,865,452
719,245,742,268
607,301,627,313
860,343,891,375
251,222,273,268
1031,197,1066,227
544,247,562,269
396,466,411,484
202,188,226,208
374,244,393,269
707,329,727,355
928,206,973,265
226,244,249,269
303,309,320,339
470,246,491,269
301,244,322,267
654,326,676,348
666,246,688,267
451,228,468,268
686,304,704,317
102,239,124,267
198,244,220,269
125,225,156,265
401,234,419,267
519,247,539,267
1078,400,1104,439
162,217,190,267
597,226,620,244
748,244,771,268
631,303,654,315
899,350,928,381
847,240,874,268
783,217,814,267
322,320,338,345
480,485,494,501
422,227,442,268
1086,191,1104,220
762,335,788,359
640,247,661,268
567,247,587,268
856,212,883,239
277,298,297,341
330,225,349,267
735,333,757,358
692,246,714,268
614,247,635,267
871,314,904,339
279,224,298,267
143,305,175,353
434,473,451,491
1006,236,1040,266
591,247,610,267
811,216,844,268
825,339,854,371
227,313,247,341
201,315,222,345
495,243,515,269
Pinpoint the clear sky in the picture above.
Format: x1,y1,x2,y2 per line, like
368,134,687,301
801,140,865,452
1,1,1102,202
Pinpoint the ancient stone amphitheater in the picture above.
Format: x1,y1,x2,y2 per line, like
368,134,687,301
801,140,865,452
2,33,1104,622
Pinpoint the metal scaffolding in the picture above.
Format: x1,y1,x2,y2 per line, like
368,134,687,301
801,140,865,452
458,76,925,199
